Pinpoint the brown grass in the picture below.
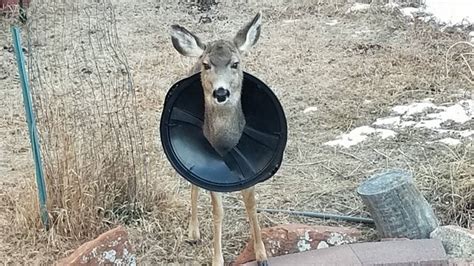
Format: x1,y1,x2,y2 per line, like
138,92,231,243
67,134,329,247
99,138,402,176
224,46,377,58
417,144,473,227
0,0,472,264
2,0,180,262
446,41,474,84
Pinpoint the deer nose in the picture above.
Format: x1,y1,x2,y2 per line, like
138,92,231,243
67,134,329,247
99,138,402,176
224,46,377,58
213,87,230,103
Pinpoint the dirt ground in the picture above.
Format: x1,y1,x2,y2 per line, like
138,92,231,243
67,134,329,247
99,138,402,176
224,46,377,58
0,0,472,264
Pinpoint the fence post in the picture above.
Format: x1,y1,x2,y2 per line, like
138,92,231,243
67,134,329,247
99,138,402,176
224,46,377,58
11,26,49,230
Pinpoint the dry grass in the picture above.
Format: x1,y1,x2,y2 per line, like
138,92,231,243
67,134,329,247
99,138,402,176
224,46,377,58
417,144,473,227
1,0,180,263
0,0,472,264
446,41,474,84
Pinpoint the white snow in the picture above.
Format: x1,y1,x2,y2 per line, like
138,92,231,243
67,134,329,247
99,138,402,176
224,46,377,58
283,19,300,24
400,7,421,19
324,126,396,148
350,1,473,26
424,0,473,25
325,99,473,149
414,100,473,130
437,137,462,146
429,100,473,123
379,99,473,130
346,3,371,14
303,106,318,113
325,19,338,26
410,101,472,129
373,116,401,126
392,101,437,116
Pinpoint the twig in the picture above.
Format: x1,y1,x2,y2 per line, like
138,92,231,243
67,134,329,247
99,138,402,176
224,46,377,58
373,148,391,160
445,41,474,77
338,150,372,164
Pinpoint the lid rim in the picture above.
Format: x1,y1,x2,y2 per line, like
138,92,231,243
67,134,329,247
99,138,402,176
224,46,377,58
160,72,287,192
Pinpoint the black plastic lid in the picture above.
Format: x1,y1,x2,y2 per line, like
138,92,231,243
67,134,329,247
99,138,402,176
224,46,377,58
160,72,287,192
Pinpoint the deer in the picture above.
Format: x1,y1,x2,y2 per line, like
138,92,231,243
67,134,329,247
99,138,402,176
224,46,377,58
170,12,268,266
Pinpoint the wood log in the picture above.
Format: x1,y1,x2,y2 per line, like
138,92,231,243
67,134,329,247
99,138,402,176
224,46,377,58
357,169,439,239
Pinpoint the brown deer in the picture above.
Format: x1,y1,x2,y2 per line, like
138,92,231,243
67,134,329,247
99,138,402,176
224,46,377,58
170,12,268,266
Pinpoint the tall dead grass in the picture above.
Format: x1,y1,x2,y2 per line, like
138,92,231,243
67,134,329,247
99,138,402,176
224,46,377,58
8,0,174,247
446,42,474,85
417,144,473,228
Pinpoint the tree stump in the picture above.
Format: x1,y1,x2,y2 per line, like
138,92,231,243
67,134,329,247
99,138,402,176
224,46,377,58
357,169,438,239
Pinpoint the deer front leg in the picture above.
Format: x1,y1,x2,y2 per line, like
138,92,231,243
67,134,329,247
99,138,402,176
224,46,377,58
188,184,200,243
210,191,224,266
241,187,268,266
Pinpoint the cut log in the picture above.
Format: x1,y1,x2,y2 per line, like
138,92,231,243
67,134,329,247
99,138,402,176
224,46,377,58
357,169,438,239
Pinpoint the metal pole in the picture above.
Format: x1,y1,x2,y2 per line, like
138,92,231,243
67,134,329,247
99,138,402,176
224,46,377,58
225,206,375,225
11,27,49,230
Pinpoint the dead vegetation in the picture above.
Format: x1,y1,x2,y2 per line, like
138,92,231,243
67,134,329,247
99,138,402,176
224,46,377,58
0,0,472,264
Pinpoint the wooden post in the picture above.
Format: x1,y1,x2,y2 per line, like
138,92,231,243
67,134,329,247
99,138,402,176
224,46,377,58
357,169,438,239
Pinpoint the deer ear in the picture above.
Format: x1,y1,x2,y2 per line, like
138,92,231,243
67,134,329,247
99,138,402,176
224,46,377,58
170,25,206,57
233,12,262,53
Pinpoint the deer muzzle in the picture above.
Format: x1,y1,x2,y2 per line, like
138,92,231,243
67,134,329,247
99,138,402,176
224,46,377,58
213,87,230,103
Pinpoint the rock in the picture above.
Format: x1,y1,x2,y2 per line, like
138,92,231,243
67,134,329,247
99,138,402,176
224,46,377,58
430,225,474,258
0,0,30,10
233,224,361,265
57,226,136,265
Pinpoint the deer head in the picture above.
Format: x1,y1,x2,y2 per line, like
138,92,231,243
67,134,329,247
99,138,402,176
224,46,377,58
170,12,262,108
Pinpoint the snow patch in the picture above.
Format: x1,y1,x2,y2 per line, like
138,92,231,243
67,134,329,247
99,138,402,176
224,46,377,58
349,1,473,26
325,99,473,149
424,0,473,25
398,0,473,26
379,100,474,131
400,7,421,19
437,137,462,146
392,100,437,116
346,3,370,14
373,116,401,126
325,19,338,26
303,106,318,113
426,101,473,124
324,126,396,148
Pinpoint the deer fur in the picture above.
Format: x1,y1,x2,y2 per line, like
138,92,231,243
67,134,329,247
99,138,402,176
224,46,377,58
170,12,267,266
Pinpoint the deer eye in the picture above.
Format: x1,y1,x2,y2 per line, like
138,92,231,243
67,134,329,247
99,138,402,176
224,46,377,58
231,62,239,69
203,63,211,70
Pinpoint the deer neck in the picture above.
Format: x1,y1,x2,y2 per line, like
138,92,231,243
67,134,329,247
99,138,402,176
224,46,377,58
203,99,246,156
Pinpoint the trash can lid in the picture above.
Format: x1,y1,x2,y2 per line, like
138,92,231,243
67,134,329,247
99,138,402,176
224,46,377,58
160,72,287,192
